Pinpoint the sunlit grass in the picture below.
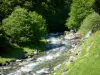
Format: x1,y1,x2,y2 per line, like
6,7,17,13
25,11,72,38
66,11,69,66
67,30,100,75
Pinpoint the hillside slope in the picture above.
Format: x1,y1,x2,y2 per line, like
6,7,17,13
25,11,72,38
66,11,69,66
67,30,100,75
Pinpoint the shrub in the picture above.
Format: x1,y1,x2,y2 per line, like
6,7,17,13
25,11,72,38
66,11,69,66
28,11,47,42
2,7,47,43
79,12,100,36
2,7,29,42
66,0,95,30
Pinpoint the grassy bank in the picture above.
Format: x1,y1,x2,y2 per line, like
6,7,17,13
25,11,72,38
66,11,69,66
66,30,100,75
52,30,100,75
0,40,46,65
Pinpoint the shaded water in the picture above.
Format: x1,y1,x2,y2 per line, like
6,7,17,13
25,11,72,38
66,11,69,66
0,33,73,75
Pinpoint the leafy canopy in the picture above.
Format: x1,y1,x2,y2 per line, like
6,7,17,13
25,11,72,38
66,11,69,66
2,7,47,43
66,0,95,30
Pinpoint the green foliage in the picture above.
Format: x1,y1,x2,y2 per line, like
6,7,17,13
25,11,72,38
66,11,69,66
66,0,95,30
40,0,72,32
28,11,47,42
0,0,72,32
2,7,29,42
2,7,47,43
79,12,100,36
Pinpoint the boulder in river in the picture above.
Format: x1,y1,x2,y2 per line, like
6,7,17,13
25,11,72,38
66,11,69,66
64,33,75,40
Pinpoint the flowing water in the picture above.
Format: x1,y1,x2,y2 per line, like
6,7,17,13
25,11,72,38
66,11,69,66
0,33,74,75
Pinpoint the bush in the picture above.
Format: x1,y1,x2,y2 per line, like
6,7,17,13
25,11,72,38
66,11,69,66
2,7,29,42
2,7,47,43
66,0,95,30
28,11,47,42
79,12,100,36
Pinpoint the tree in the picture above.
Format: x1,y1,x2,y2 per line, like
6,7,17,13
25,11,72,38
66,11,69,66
2,7,47,43
0,0,72,32
79,12,100,36
2,7,29,42
66,0,95,30
38,0,72,32
28,11,47,42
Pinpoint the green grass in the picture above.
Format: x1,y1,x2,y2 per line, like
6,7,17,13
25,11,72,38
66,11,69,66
51,63,74,75
66,30,100,75
0,39,46,65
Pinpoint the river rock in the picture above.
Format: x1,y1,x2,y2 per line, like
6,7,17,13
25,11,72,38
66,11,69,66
36,68,49,75
64,32,80,40
69,49,74,54
69,56,77,62
76,48,81,55
71,44,76,48
65,61,70,66
33,51,38,55
64,33,74,40
3,66,11,70
75,33,80,38
64,31,69,35
26,58,33,61
16,59,22,62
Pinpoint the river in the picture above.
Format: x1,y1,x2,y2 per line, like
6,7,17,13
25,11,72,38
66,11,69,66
0,33,76,75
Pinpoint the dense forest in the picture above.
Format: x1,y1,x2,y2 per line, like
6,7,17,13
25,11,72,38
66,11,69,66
0,0,72,55
1,0,100,51
0,0,100,74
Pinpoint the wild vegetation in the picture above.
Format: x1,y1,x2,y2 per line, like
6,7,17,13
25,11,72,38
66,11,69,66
79,12,100,36
2,7,47,43
0,0,100,74
66,0,95,30
67,30,100,75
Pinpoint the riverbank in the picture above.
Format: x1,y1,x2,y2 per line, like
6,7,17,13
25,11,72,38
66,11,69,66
52,30,100,75
66,30,100,75
51,31,81,75
0,32,78,75
0,39,46,66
